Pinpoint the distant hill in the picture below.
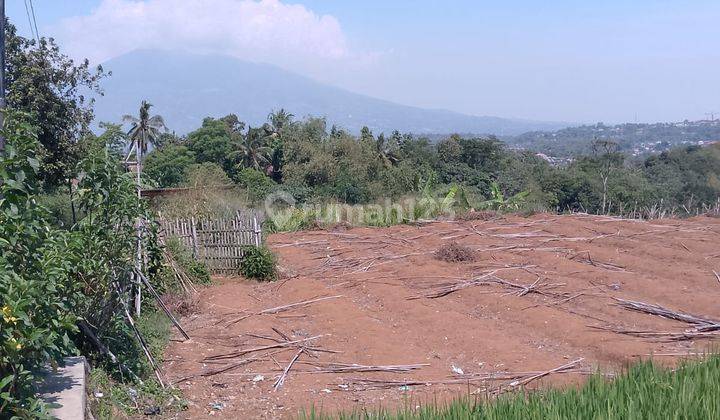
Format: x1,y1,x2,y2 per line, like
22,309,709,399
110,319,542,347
93,50,566,136
508,120,720,157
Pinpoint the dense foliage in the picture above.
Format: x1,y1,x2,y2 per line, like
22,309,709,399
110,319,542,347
0,115,159,417
140,112,720,219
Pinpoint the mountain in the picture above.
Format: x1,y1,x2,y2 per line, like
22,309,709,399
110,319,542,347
94,50,566,136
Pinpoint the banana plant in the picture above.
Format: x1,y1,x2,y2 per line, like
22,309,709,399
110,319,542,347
479,182,530,211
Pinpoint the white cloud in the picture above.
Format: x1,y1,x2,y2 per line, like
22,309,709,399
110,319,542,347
49,0,351,68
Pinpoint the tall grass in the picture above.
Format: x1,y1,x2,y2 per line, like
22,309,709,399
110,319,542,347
304,355,720,419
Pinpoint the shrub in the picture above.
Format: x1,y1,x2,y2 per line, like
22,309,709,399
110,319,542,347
153,187,250,219
233,167,276,203
0,117,83,418
37,189,76,228
239,245,277,281
1,114,168,417
434,241,475,262
184,162,231,188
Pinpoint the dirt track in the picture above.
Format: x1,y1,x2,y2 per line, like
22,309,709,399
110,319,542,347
165,213,720,419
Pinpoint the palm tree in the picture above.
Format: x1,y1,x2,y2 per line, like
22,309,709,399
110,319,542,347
230,126,272,171
267,108,294,133
123,100,167,159
123,101,167,191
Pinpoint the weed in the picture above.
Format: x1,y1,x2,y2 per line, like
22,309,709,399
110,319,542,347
161,292,200,317
434,241,475,262
165,238,211,285
456,210,499,221
302,354,720,419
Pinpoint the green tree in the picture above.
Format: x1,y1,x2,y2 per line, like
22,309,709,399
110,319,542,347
5,21,107,188
374,133,400,167
590,139,621,214
186,117,237,173
95,122,128,156
360,126,374,142
143,144,196,187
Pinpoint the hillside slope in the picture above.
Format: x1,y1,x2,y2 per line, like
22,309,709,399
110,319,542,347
94,50,565,135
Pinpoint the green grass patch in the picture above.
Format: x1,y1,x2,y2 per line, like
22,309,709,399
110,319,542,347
88,308,187,418
304,355,720,419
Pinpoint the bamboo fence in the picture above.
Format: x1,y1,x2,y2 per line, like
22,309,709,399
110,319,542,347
159,211,264,274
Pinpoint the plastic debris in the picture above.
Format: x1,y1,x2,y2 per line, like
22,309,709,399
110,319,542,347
210,402,225,411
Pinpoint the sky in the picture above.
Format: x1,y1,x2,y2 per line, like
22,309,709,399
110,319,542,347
7,0,720,124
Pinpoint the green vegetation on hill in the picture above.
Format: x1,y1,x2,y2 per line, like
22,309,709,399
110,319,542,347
137,113,720,219
510,121,720,158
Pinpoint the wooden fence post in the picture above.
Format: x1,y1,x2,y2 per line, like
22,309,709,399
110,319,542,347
190,217,199,259
253,216,261,247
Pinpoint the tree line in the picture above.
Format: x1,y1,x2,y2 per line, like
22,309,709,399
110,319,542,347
126,110,720,217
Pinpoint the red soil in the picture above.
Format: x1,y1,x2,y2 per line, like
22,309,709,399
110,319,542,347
164,213,720,419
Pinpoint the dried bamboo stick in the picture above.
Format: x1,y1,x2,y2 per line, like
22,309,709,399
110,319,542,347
204,335,326,361
136,269,190,340
274,348,303,391
227,295,344,325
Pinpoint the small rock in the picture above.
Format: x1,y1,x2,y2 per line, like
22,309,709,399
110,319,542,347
127,388,138,402
143,406,161,416
252,375,265,382
451,365,464,375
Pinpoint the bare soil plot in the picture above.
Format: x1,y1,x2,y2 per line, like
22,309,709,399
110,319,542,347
165,213,720,419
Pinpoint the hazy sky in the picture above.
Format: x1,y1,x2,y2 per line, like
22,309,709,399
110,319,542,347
8,0,720,124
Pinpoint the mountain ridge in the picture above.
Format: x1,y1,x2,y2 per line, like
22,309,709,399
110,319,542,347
93,49,568,136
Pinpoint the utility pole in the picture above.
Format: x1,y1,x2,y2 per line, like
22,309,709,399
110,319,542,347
0,0,6,156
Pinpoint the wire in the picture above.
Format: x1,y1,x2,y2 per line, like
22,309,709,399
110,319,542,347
24,0,40,47
28,0,41,44
23,0,37,43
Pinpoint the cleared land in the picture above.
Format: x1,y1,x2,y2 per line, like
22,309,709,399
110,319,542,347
165,213,720,419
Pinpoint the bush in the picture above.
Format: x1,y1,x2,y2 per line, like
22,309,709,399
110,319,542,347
239,245,277,281
434,241,475,262
1,117,82,418
37,189,76,228
233,167,276,203
1,114,168,417
184,162,231,187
